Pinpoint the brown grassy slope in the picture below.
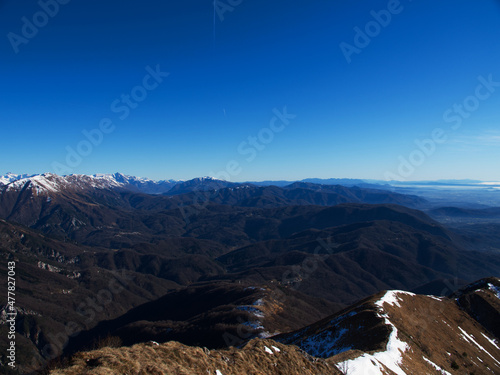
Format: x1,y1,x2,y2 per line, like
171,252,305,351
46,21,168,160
382,291,500,374
60,283,340,359
275,293,392,355
49,280,500,375
452,276,500,338
49,339,341,375
277,280,500,374
329,288,500,375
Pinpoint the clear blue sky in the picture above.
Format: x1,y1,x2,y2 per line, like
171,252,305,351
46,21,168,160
1,0,500,181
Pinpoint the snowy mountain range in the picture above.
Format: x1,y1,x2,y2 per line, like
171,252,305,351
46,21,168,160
0,172,180,195
0,172,37,185
1,173,371,197
3,172,497,192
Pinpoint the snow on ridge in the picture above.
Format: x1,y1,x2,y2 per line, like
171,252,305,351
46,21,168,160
299,327,352,358
92,173,163,184
287,310,358,359
253,298,264,306
374,290,416,309
68,174,122,189
198,176,227,182
334,290,414,375
2,173,130,194
422,356,452,375
30,174,65,193
487,283,500,299
481,332,500,350
2,172,179,188
0,172,184,196
458,327,500,366
237,305,264,318
0,173,37,185
339,279,500,373
426,295,444,302
336,319,409,375
336,353,386,375
4,173,65,194
236,298,266,333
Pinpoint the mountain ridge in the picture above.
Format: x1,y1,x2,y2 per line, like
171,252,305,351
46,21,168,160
47,278,500,375
1,173,499,374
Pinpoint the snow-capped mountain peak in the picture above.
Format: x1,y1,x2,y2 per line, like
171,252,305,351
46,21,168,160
0,173,37,185
198,176,225,181
0,172,179,195
2,173,122,195
3,173,64,194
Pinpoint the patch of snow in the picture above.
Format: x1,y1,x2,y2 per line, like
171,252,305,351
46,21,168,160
264,346,273,354
458,327,500,366
271,345,280,352
237,305,264,318
299,327,351,358
1,172,181,195
336,354,385,375
37,261,62,273
284,310,357,356
487,283,500,299
216,370,223,375
375,290,415,309
31,174,62,192
253,298,264,306
4,174,64,194
237,298,266,333
369,320,408,375
481,332,500,350
3,173,123,195
0,173,36,185
423,356,452,375
336,290,413,375
242,321,264,330
442,320,452,329
200,176,225,182
427,295,444,302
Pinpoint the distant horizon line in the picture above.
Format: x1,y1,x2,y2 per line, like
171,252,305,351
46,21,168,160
1,172,499,186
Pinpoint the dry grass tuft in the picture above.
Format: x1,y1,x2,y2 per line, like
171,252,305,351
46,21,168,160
50,339,342,375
